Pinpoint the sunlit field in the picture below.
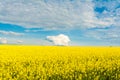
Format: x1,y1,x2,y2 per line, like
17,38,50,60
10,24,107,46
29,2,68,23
0,45,120,80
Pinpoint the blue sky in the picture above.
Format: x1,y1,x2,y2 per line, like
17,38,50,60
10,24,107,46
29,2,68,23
0,0,120,46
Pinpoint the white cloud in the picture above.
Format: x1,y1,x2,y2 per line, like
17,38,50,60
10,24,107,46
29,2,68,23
0,30,24,36
0,38,7,44
0,0,114,30
47,34,70,46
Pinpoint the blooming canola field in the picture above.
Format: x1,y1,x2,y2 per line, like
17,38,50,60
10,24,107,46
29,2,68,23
0,45,120,80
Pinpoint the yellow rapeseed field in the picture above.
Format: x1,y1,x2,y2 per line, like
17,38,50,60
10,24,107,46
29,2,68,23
0,45,120,80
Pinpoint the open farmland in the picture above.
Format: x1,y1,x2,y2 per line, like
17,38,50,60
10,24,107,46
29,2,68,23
0,45,120,80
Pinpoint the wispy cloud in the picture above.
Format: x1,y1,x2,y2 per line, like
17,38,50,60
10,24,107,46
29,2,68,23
0,0,114,30
24,29,44,32
84,27,120,44
84,0,120,44
16,40,23,43
0,30,24,36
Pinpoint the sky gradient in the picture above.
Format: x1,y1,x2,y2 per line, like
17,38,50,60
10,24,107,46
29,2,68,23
0,0,120,46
